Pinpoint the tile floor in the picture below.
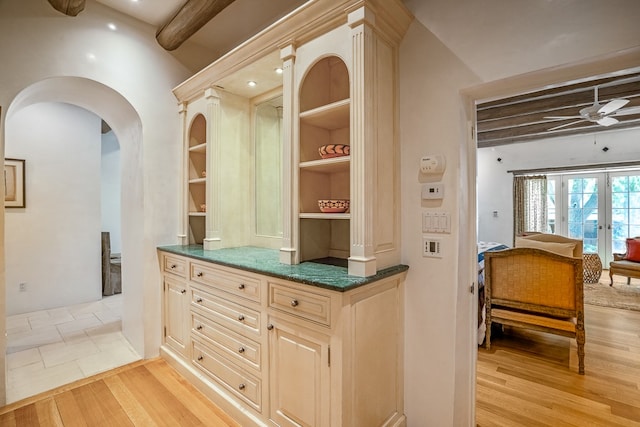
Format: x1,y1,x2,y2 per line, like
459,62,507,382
5,293,141,403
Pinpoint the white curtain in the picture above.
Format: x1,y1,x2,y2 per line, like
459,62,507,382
513,175,548,237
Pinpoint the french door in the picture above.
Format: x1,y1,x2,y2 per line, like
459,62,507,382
548,170,640,265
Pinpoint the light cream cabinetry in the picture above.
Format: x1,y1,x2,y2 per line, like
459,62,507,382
172,0,411,278
267,316,331,427
186,113,207,245
161,254,189,356
159,249,406,427
298,57,351,264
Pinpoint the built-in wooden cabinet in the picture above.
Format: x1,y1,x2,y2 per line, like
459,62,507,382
267,316,331,427
172,0,411,278
159,249,406,427
298,57,351,264
162,254,189,356
187,114,207,244
166,1,411,423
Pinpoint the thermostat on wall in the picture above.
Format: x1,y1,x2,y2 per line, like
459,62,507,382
420,155,446,174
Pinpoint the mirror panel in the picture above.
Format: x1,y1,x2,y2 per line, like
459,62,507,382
255,95,283,238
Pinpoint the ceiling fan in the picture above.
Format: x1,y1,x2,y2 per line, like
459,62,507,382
546,83,640,131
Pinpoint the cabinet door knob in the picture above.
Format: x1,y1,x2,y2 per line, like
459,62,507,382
290,299,299,307
238,346,245,354
197,355,203,361
170,264,177,269
181,289,186,294
196,297,203,303
238,383,246,391
196,272,203,277
238,314,245,321
238,283,245,290
267,324,274,331
196,325,203,331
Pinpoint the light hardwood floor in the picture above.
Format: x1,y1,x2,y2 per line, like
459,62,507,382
2,305,637,426
0,358,239,426
477,304,640,426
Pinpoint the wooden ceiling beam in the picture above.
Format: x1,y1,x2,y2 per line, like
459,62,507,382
477,82,640,121
47,0,85,16
477,97,640,132
478,116,640,147
156,0,236,51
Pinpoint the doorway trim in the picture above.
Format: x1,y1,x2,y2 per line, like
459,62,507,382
460,46,640,422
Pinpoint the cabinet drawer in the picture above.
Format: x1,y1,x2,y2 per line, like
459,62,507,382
193,340,261,411
192,313,261,372
268,283,331,326
162,254,187,278
190,262,261,303
191,285,261,338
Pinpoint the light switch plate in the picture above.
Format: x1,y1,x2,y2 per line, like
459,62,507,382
422,237,442,258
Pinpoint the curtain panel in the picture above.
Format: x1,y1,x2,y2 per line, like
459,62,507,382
513,175,548,240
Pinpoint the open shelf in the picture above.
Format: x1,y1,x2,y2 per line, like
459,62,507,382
299,99,350,129
189,143,206,153
299,212,350,220
299,157,350,173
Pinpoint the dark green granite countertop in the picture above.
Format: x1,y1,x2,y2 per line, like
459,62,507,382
157,245,408,292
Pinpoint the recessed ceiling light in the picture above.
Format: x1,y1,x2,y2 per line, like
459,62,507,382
275,68,283,74
86,53,96,62
107,23,117,31
247,81,257,87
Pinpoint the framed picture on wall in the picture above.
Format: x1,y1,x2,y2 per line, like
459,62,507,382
4,158,25,208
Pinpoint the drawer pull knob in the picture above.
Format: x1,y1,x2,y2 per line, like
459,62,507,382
196,325,203,331
170,264,177,269
290,299,299,307
197,355,203,361
267,324,274,331
196,297,203,303
238,283,245,290
238,314,245,321
181,289,186,294
238,346,245,353
238,383,246,391
196,272,203,277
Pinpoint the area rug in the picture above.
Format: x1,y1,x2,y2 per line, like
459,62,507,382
583,273,640,312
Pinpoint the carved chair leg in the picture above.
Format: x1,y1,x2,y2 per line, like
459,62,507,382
576,313,585,375
609,269,614,286
485,311,492,350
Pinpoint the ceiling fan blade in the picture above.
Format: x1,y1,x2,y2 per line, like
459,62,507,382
547,119,586,131
544,115,583,120
598,98,629,115
611,106,640,116
597,116,619,127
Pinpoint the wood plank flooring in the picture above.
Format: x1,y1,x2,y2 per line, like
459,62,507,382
477,304,640,426
0,358,239,427
2,304,637,426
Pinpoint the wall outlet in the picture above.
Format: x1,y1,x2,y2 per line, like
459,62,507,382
19,282,27,292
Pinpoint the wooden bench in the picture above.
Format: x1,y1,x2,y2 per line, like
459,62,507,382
484,247,585,374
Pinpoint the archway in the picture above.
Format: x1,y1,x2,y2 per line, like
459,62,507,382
3,76,145,377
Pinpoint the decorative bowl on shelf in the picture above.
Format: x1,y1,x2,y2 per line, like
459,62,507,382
318,199,350,213
318,144,350,159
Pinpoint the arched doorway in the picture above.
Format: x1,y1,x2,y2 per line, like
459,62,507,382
2,76,145,401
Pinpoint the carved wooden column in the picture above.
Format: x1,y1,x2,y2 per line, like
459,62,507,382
280,44,297,264
348,7,377,277
178,102,189,245
204,88,222,250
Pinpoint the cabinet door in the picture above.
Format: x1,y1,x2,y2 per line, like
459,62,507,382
163,276,188,355
268,317,330,427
